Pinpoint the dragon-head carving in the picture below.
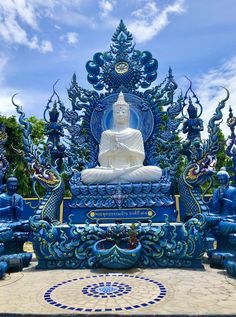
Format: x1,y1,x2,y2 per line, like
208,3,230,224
12,95,64,221
29,160,60,189
184,153,216,186
183,88,229,188
179,88,230,218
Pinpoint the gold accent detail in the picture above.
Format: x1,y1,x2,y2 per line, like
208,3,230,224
115,61,129,74
59,201,64,223
87,208,156,220
175,195,181,222
90,212,95,218
148,211,153,216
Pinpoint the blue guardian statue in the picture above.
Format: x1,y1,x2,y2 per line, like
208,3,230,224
212,168,236,217
0,175,23,221
208,168,236,274
182,97,204,142
0,175,32,272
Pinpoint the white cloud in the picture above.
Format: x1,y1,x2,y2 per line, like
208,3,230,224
59,32,79,46
66,32,79,45
0,55,51,117
193,55,236,139
0,0,99,52
132,1,159,19
0,0,186,51
54,24,61,30
0,0,39,30
0,56,20,116
0,56,8,84
128,0,186,43
0,89,60,119
38,40,53,53
99,0,116,17
0,0,53,53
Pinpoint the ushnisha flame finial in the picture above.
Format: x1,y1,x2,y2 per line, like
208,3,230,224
113,91,129,110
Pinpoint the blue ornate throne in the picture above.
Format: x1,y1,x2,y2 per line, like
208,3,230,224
65,21,183,224
14,20,212,270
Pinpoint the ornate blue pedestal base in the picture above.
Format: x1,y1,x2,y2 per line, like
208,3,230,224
0,220,32,276
0,252,32,270
0,261,7,279
224,257,236,278
31,214,207,270
207,217,236,278
69,180,177,223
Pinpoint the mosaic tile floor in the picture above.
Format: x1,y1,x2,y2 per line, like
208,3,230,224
0,260,235,315
43,273,167,313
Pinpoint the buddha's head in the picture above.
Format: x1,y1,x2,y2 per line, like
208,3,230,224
6,175,18,195
113,92,130,126
217,167,230,187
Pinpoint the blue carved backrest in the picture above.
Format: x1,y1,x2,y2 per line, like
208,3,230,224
90,93,154,149
65,20,183,179
65,76,183,175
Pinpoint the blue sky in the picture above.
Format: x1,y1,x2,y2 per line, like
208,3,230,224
0,0,236,137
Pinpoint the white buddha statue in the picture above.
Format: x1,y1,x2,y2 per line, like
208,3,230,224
81,92,162,184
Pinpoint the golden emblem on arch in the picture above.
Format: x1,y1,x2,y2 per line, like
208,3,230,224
115,61,129,74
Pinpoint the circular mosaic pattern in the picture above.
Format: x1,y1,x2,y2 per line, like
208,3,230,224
82,281,132,298
44,273,167,312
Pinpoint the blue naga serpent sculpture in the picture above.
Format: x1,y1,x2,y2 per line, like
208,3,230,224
179,88,230,219
12,96,64,222
20,212,208,269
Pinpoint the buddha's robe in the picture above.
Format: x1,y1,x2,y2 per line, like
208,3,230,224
0,193,23,220
212,185,236,217
81,128,162,184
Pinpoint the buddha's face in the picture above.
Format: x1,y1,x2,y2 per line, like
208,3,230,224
7,180,18,195
113,105,129,124
217,174,229,187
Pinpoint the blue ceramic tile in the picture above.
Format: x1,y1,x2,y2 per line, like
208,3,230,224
44,274,167,312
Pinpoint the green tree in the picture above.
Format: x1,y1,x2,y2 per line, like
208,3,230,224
215,128,232,171
28,116,45,145
0,115,45,197
215,128,233,186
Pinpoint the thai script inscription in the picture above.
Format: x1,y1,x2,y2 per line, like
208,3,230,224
88,208,156,220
